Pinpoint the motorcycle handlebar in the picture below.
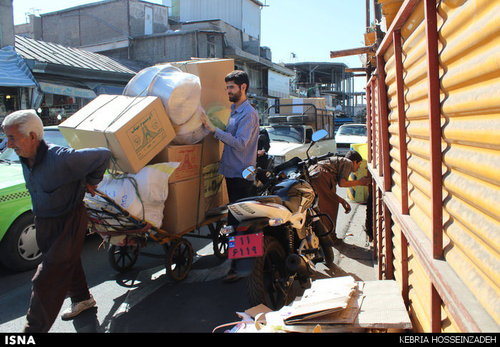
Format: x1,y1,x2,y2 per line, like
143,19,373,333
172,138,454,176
257,152,335,184
299,152,334,167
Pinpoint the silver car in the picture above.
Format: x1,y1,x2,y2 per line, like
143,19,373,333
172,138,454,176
335,123,367,155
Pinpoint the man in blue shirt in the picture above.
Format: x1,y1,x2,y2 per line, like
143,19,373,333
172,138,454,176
201,70,259,203
201,70,259,282
2,110,111,332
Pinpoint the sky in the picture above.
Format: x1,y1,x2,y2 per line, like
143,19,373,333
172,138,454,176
12,0,371,91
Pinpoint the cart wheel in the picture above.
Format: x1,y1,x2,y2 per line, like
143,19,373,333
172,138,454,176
211,221,229,259
108,244,139,273
165,238,193,281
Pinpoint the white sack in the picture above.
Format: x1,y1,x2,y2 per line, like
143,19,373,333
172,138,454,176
149,67,201,125
122,65,167,97
172,106,210,144
87,162,180,229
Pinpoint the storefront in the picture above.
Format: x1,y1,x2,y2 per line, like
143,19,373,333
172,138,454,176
36,81,97,125
12,35,136,126
0,46,38,124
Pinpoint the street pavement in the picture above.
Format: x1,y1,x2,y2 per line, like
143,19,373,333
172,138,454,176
332,187,376,282
0,188,375,333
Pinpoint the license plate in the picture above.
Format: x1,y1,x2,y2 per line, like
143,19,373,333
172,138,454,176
228,232,264,259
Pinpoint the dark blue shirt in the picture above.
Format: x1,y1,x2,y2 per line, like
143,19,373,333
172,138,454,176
21,140,111,218
213,100,259,178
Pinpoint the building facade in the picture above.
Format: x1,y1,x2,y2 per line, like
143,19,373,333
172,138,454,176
15,0,295,114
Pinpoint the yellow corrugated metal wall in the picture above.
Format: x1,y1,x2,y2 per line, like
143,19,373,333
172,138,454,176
372,0,500,332
438,0,500,326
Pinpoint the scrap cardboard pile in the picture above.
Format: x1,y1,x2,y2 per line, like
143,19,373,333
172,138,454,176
215,276,361,333
59,58,233,239
218,276,413,333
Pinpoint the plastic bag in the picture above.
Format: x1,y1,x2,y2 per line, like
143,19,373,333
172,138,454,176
91,162,180,228
149,67,201,125
123,64,202,126
172,106,210,144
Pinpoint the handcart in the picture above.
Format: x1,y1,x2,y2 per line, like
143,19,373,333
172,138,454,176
84,190,228,281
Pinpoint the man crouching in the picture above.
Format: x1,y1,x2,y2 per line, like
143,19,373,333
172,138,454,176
308,150,371,244
2,110,111,332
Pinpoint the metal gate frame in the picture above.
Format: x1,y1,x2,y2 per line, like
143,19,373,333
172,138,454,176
366,0,496,332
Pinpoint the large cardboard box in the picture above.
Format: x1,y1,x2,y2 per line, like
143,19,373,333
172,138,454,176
162,177,200,235
198,161,228,221
161,166,228,235
161,135,228,234
149,143,202,183
171,58,234,129
59,95,175,173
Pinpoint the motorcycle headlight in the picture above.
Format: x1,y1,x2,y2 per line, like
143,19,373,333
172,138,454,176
272,155,285,166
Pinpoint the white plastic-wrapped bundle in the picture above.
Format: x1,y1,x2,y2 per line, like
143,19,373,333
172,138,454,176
122,65,167,97
149,66,202,125
172,106,210,145
123,64,202,126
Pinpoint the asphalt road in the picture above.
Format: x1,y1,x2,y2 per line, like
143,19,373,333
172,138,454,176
0,188,375,333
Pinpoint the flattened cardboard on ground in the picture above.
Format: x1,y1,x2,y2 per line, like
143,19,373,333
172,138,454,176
281,276,358,324
284,285,364,326
171,58,234,130
261,280,412,332
59,95,175,174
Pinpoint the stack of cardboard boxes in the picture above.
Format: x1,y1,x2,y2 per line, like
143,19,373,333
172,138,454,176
59,58,233,234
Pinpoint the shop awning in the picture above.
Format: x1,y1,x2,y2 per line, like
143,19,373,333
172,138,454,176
0,46,38,87
93,84,125,95
39,81,97,99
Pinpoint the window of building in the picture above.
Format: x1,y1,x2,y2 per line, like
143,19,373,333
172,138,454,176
207,35,216,58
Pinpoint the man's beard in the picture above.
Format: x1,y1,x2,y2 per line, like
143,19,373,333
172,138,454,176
228,90,242,103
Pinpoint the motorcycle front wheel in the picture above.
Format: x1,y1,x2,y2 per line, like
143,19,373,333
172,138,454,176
247,236,290,310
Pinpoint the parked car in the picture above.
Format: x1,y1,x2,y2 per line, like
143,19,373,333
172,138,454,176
0,133,6,152
335,123,367,155
265,124,336,166
0,126,69,271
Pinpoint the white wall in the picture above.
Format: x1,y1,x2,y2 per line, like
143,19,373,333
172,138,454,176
179,0,261,39
268,70,290,98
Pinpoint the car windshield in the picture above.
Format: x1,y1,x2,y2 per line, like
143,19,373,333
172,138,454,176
337,125,367,136
266,126,305,144
0,128,68,163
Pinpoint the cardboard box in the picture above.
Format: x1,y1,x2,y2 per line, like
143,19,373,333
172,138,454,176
150,143,202,183
160,135,228,234
171,58,234,129
201,133,224,166
161,167,228,234
59,95,175,173
198,162,226,217
162,177,200,235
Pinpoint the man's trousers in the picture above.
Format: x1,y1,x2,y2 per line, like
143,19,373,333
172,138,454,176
24,203,91,332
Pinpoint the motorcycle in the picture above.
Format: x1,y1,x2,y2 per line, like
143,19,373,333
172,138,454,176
222,129,336,310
